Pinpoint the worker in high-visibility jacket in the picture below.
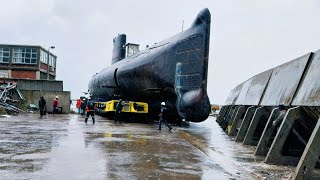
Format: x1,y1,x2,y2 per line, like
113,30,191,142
85,97,95,124
52,96,59,115
76,98,82,114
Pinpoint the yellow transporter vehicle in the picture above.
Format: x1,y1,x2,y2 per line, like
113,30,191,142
95,100,148,122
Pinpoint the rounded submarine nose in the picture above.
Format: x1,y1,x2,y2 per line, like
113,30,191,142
192,8,211,27
177,88,211,122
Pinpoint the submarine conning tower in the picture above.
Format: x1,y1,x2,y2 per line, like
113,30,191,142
112,34,126,64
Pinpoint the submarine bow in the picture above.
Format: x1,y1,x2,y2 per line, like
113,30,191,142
89,8,211,122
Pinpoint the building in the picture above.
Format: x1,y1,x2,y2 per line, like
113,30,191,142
0,44,70,113
0,44,57,80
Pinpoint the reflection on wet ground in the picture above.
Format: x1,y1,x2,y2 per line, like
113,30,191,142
181,119,294,179
0,114,294,179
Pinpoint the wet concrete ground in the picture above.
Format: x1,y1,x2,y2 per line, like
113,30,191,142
0,114,294,179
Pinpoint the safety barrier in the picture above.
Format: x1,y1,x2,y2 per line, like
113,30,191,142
217,50,320,179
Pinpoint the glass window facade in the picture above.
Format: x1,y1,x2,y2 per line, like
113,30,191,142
40,50,48,64
0,48,10,63
40,50,56,67
49,55,56,67
12,48,37,64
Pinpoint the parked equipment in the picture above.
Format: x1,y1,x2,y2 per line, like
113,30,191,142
95,100,148,121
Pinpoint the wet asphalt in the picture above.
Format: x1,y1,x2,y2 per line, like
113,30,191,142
0,114,294,179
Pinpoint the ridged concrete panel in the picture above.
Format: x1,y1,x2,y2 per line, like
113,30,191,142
242,69,273,105
260,53,311,106
225,84,243,105
235,79,252,105
292,50,320,106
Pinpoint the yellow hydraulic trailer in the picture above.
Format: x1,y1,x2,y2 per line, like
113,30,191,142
96,100,148,113
95,100,148,121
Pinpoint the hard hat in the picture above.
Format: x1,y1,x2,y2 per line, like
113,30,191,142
55,96,59,99
161,102,165,106
88,97,91,100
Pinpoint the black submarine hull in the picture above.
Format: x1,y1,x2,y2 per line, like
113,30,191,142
89,8,211,122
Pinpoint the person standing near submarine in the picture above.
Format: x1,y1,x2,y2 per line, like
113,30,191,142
158,102,172,131
85,97,95,124
38,96,46,117
114,99,123,124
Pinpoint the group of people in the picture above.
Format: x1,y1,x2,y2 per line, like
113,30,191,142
43,95,172,131
77,98,172,131
38,96,59,117
38,95,287,133
75,97,96,124
76,98,88,115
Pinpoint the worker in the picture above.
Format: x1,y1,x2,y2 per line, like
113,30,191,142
38,96,46,117
85,97,95,124
76,98,82,114
52,96,59,115
272,105,287,127
158,102,172,131
114,99,123,124
81,98,87,115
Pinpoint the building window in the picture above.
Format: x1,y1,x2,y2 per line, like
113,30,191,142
46,55,56,67
49,55,53,66
12,48,37,64
0,48,10,63
40,50,48,64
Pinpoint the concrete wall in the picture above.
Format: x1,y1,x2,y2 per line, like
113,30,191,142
225,84,242,105
219,50,320,177
224,52,313,106
260,53,311,106
21,90,71,113
0,78,63,91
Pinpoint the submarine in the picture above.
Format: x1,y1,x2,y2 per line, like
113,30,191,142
89,8,211,122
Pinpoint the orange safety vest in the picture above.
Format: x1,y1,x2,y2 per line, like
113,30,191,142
76,99,81,108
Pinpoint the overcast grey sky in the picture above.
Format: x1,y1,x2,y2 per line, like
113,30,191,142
1,0,320,104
